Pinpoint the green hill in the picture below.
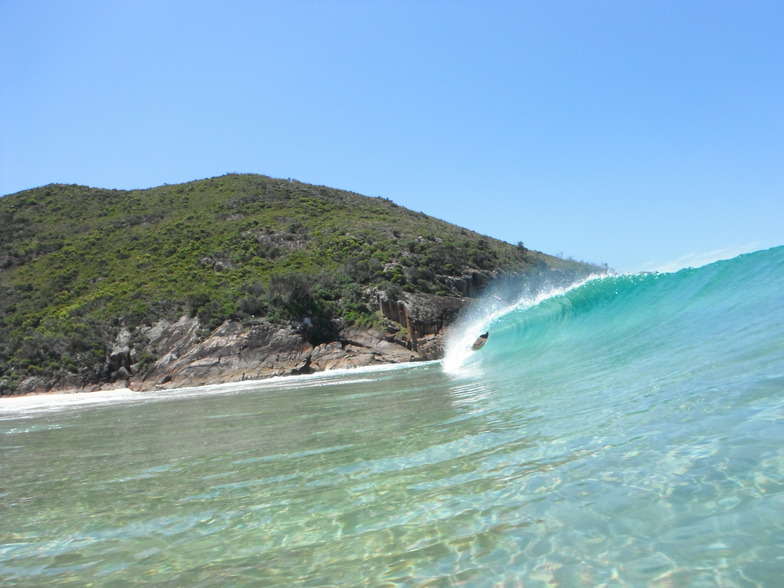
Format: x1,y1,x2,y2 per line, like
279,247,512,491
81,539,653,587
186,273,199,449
0,173,600,394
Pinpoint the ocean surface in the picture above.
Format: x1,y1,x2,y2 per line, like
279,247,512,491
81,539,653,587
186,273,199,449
2,246,783,586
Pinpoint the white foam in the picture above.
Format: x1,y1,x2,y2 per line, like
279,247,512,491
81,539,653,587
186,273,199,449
0,388,140,416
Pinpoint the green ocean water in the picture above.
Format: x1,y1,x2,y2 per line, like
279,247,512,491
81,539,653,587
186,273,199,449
2,246,783,586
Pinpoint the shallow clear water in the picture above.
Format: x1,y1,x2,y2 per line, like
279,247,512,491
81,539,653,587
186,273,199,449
2,247,784,586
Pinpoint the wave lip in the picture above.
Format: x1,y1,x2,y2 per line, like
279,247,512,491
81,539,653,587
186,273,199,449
634,241,774,273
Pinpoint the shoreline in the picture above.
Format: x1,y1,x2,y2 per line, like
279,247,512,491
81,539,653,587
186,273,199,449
0,359,442,414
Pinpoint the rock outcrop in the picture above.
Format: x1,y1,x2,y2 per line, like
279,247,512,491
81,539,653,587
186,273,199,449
127,297,453,390
9,293,468,395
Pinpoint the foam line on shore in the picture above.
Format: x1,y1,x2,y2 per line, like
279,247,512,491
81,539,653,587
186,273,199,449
0,360,440,417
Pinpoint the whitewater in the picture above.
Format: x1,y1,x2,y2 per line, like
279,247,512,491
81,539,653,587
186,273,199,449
1,246,783,586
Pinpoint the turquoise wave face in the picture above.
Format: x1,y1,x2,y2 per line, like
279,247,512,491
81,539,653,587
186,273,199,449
447,246,784,395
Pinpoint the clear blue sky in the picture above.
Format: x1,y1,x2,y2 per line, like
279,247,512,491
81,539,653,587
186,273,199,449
2,1,782,271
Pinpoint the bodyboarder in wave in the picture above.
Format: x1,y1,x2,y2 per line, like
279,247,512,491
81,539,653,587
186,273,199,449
471,332,489,351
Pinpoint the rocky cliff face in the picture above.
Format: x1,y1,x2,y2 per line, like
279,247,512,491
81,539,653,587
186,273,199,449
129,318,420,391
12,293,467,395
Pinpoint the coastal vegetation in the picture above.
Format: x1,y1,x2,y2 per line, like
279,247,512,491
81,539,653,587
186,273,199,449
0,173,599,394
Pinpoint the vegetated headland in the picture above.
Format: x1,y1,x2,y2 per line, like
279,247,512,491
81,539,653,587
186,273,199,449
0,173,602,396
